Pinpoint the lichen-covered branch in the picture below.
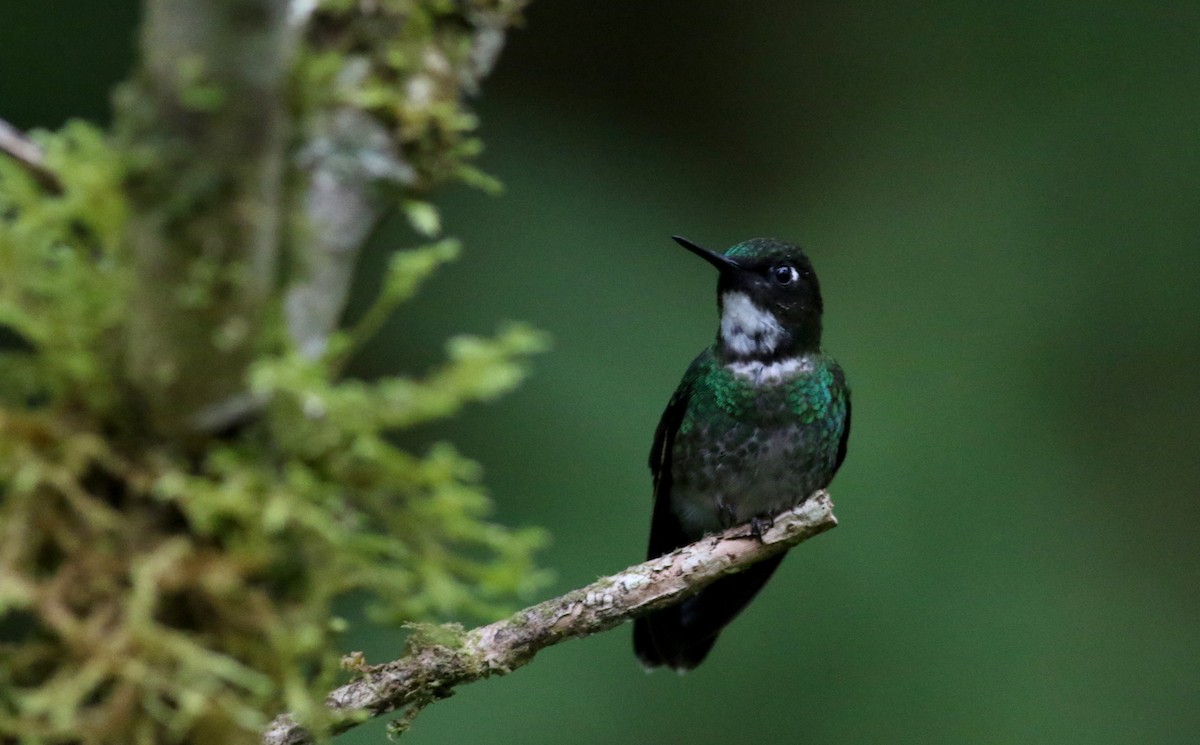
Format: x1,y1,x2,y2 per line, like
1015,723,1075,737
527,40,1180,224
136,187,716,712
263,492,839,745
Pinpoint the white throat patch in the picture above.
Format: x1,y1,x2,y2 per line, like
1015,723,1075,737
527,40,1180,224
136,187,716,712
720,292,785,357
727,355,814,384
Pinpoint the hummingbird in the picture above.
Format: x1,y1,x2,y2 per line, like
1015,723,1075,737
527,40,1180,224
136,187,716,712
633,235,851,671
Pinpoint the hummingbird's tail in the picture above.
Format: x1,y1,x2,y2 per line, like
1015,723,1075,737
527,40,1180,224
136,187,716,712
633,552,786,671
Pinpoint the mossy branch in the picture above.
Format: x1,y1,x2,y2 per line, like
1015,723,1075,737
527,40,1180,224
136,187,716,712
263,492,839,744
1,2,552,741
118,0,297,437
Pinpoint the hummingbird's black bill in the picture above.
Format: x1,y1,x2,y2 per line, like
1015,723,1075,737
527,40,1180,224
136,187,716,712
672,235,740,273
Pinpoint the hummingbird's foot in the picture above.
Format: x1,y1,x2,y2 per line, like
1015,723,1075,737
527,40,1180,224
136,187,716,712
728,514,775,542
749,514,775,541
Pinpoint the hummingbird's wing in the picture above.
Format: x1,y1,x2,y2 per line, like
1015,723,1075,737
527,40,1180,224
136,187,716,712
644,377,692,558
634,377,692,669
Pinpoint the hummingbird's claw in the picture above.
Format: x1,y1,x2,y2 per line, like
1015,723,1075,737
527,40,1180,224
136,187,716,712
749,514,774,541
727,513,775,542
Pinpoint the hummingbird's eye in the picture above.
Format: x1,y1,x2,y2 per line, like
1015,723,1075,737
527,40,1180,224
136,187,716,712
772,265,799,286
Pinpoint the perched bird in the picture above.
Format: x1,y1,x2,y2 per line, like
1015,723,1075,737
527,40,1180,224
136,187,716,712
633,236,851,671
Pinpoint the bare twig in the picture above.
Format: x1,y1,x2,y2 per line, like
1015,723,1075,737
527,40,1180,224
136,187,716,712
263,491,839,744
0,117,62,192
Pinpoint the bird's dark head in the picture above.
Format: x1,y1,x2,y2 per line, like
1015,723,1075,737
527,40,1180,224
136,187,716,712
673,236,824,360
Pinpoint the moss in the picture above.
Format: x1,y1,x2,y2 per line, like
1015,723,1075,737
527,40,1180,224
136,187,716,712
0,1,546,742
0,121,129,418
402,622,468,652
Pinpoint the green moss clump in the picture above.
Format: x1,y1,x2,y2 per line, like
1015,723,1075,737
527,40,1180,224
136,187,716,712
0,122,129,417
0,3,549,734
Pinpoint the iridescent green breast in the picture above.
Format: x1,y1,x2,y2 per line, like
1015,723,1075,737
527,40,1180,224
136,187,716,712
679,350,846,429
670,348,848,534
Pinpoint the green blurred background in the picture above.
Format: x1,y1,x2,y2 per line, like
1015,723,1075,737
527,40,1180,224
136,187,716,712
4,2,1199,743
